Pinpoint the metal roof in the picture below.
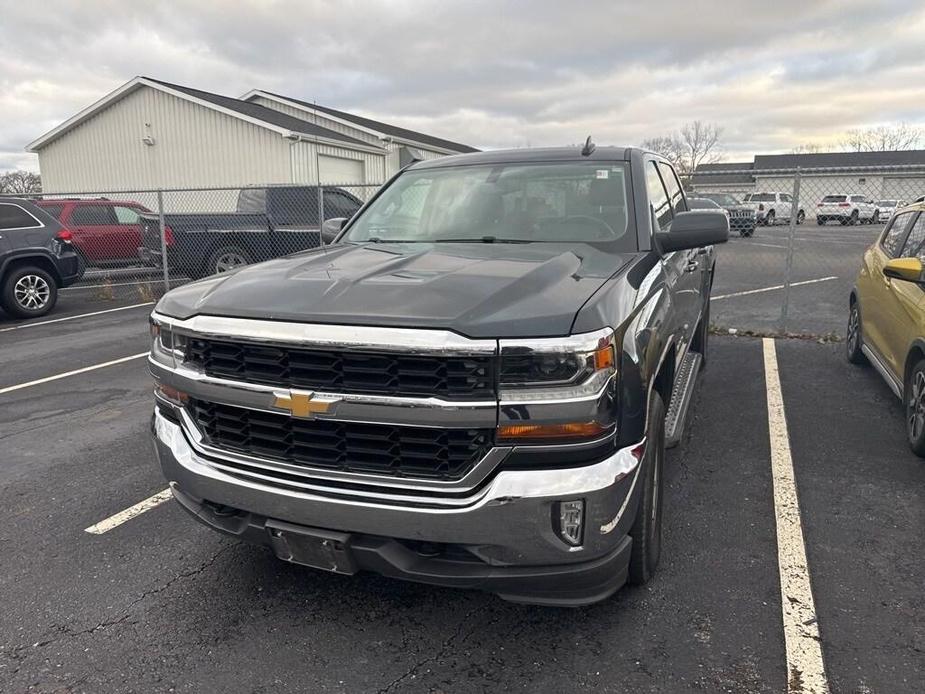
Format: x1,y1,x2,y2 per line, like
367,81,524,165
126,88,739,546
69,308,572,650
254,91,480,154
754,150,925,171
143,79,373,148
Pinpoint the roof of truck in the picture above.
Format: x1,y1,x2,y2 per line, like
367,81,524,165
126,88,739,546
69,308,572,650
409,146,634,169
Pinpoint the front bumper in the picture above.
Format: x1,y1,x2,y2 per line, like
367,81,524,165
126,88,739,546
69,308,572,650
138,246,162,267
152,407,643,605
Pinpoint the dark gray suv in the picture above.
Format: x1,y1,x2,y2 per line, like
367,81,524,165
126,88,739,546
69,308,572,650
0,198,81,318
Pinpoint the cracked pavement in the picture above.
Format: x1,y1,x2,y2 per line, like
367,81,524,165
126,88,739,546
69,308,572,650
1,304,923,692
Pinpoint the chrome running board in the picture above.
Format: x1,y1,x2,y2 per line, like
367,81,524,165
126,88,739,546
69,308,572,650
665,351,703,448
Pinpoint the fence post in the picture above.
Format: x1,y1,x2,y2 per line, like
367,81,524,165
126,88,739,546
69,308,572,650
779,167,801,332
157,190,169,293
317,186,325,245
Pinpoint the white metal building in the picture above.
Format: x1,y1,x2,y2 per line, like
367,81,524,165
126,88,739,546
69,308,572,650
693,151,925,203
26,76,478,196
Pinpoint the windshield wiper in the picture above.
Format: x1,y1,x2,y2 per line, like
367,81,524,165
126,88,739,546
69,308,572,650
433,236,532,244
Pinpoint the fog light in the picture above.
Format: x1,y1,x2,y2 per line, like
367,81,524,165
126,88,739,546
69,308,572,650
557,499,584,547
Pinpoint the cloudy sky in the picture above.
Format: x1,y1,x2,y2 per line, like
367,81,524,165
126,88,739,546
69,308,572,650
2,0,924,172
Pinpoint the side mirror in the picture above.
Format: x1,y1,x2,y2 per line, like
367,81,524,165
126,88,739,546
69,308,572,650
884,257,925,283
656,210,729,253
321,217,347,245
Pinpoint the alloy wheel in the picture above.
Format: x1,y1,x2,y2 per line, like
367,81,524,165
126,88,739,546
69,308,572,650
847,306,860,352
215,252,248,273
14,274,51,310
908,371,925,442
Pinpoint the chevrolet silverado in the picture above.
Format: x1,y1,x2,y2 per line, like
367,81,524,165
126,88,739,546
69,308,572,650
148,145,728,605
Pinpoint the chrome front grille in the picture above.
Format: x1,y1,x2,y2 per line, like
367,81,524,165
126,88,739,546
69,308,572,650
188,398,494,481
187,338,495,400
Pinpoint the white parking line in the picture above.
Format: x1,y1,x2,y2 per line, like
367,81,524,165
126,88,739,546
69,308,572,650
63,279,183,291
713,276,837,301
0,302,153,332
763,338,829,694
0,352,148,394
84,489,173,534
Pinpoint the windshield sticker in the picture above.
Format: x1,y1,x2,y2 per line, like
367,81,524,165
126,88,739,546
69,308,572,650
596,170,609,179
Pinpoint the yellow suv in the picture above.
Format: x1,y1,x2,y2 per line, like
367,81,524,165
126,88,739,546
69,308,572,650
848,201,925,457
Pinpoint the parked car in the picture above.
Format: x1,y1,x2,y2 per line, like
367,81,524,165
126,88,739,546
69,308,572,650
0,198,81,318
816,194,879,225
37,198,152,276
848,201,925,456
742,192,805,226
697,192,757,237
138,185,364,279
876,199,906,221
147,146,729,605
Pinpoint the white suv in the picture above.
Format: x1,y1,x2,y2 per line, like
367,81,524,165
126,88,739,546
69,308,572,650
815,194,879,225
742,192,805,226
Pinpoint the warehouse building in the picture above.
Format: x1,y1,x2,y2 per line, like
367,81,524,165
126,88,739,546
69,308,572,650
26,76,477,198
692,150,925,202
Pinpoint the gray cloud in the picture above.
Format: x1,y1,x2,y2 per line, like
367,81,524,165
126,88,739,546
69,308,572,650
1,0,924,172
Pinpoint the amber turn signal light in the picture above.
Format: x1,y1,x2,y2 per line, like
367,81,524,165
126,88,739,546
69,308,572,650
497,421,610,442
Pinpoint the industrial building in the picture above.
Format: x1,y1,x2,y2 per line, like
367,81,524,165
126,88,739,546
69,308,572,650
26,76,477,195
692,150,925,202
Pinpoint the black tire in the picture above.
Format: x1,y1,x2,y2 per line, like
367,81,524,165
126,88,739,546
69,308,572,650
1,265,58,319
846,300,867,365
796,210,805,225
74,251,87,282
764,210,775,226
203,245,253,277
906,359,925,458
817,217,826,225
628,393,666,585
848,210,859,226
872,210,880,225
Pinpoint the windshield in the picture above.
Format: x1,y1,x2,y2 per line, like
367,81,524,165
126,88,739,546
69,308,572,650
237,187,267,213
343,161,633,247
749,193,775,202
688,198,720,209
821,195,847,203
703,193,740,206
877,200,898,207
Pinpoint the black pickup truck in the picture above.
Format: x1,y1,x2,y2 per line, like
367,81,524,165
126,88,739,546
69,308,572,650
138,185,363,279
148,146,728,606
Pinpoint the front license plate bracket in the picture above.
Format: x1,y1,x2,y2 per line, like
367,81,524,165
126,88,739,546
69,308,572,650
265,520,357,575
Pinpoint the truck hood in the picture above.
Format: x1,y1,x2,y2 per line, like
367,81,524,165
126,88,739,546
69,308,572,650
156,242,636,338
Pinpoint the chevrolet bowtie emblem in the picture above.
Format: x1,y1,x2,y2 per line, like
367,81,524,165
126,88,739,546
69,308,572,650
273,391,340,419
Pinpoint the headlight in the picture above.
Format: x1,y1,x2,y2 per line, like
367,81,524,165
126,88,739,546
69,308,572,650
149,314,187,367
499,328,615,398
497,328,616,443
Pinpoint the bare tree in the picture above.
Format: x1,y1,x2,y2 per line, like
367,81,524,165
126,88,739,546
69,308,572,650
641,121,723,179
841,123,922,152
0,170,42,194
790,143,825,154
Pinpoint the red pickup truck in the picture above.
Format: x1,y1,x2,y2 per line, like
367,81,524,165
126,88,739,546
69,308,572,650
37,199,151,273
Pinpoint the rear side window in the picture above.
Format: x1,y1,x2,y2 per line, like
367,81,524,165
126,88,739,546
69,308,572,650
237,187,267,213
882,211,914,257
40,204,65,219
822,195,847,203
899,214,925,259
644,162,672,231
0,203,42,229
114,206,141,224
850,196,866,203
657,162,685,214
71,205,116,225
751,193,775,202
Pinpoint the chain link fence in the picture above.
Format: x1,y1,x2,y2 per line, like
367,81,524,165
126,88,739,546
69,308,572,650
690,164,925,338
4,183,382,307
5,167,924,338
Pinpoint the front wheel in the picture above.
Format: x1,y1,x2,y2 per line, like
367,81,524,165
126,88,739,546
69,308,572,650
906,359,925,458
764,210,775,226
1,265,58,319
872,210,880,224
796,210,805,225
628,393,666,585
848,210,859,226
817,217,826,226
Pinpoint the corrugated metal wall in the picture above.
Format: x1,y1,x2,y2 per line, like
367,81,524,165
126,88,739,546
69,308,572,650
37,85,292,196
288,143,386,186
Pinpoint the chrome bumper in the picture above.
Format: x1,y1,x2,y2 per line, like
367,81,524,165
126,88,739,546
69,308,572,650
153,407,643,567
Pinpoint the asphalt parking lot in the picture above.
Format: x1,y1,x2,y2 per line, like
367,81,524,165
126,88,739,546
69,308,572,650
712,220,883,337
1,303,922,693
